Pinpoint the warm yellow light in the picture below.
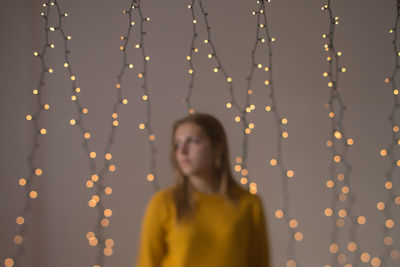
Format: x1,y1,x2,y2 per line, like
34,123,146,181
361,252,370,263
334,131,342,139
226,102,232,108
380,149,387,156
89,152,96,159
294,232,303,241
384,236,393,245
339,194,347,202
188,69,194,74
385,219,394,228
326,180,334,188
213,67,219,73
245,128,251,134
122,98,128,104
105,153,112,160
139,123,146,129
391,250,400,259
70,119,76,125
14,235,23,245
281,118,288,124
394,89,399,95
104,209,112,217
92,195,100,202
371,257,381,267
385,78,390,83
145,56,150,61
193,19,197,24
189,108,195,114
338,209,347,218
249,123,255,129
341,186,349,194
82,108,88,114
101,218,110,227
333,155,341,163
112,120,119,127
142,95,148,101
347,138,354,145
227,77,232,82
84,132,91,139
286,259,296,267
265,106,271,112
385,181,393,189
264,80,270,85
275,209,284,219
235,116,241,122
29,191,38,199
71,95,77,101
329,243,339,254
26,115,32,121
347,242,357,252
86,180,94,188
326,140,333,147
88,200,97,207
70,75,76,81
287,170,294,178
395,196,400,205
324,208,333,216
328,82,333,87
240,177,248,184
16,216,24,225
265,67,269,71
149,134,156,141
35,168,43,176
282,131,288,138
357,216,366,225
89,237,98,246
328,112,334,118
289,219,298,228
33,89,39,95
234,165,242,172
19,178,27,186
147,174,155,181
138,73,143,78
4,258,14,267
108,164,116,172
105,187,112,195
208,54,212,58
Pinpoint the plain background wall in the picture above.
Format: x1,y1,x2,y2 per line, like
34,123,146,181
0,0,399,266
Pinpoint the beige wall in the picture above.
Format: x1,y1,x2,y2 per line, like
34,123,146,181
0,0,398,266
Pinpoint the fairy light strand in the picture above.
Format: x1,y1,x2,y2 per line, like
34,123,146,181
379,0,400,265
248,1,302,266
185,0,256,192
3,1,70,266
321,1,372,266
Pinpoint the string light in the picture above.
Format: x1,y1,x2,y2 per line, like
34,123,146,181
377,1,400,265
249,1,303,266
321,2,369,266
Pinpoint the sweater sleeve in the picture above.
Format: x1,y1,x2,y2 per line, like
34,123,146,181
250,195,271,267
136,190,169,267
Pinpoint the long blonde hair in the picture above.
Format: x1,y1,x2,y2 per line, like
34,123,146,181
171,113,239,221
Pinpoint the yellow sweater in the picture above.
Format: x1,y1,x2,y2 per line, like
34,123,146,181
136,184,270,267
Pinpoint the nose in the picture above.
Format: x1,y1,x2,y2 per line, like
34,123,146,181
178,141,189,155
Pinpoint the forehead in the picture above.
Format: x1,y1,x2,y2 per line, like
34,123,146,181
174,122,206,139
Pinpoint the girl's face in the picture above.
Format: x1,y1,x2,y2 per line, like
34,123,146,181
174,122,216,178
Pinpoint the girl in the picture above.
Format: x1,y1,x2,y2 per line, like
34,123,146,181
136,113,270,267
